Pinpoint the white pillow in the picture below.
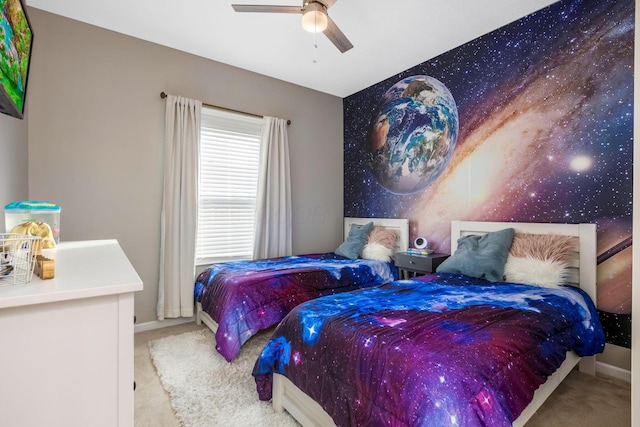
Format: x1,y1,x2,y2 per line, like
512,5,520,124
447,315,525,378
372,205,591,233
362,243,394,262
504,256,569,288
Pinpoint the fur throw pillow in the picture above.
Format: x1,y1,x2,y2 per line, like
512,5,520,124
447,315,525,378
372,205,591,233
361,226,398,262
362,243,395,262
504,233,575,287
508,233,575,263
366,226,398,249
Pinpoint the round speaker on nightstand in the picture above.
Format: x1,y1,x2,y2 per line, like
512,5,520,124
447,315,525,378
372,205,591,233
414,236,428,249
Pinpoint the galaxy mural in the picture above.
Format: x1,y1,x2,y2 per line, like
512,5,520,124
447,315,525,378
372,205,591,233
343,0,634,347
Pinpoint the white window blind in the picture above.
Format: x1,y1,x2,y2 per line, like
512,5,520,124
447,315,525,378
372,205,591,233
196,106,262,265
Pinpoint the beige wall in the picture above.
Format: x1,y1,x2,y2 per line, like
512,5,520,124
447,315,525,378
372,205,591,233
0,112,29,229
26,8,344,324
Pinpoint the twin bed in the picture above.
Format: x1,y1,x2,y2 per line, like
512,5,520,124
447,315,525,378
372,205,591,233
194,217,409,361
194,219,605,426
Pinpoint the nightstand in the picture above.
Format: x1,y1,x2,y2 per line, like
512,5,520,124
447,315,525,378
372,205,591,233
394,252,449,279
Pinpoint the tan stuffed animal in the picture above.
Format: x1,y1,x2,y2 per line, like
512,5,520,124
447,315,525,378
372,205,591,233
11,221,57,249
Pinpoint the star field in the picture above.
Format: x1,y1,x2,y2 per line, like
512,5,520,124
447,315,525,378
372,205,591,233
342,0,633,341
194,253,398,361
253,275,606,425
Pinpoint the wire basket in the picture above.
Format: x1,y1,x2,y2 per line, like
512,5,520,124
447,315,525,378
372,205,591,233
0,233,41,286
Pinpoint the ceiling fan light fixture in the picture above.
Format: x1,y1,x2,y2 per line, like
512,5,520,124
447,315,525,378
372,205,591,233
301,2,328,33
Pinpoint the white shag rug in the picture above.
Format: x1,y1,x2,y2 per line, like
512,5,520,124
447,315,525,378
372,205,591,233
149,329,299,427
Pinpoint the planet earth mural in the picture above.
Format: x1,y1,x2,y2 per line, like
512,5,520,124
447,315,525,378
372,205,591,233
366,75,459,194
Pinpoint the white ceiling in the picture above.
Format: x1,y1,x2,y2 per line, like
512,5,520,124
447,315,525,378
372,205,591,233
26,0,559,98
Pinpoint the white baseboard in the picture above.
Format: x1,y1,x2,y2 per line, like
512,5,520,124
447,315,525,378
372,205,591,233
596,361,631,383
134,316,195,333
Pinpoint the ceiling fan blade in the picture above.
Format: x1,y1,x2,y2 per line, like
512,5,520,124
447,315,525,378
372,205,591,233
232,5,302,13
323,16,353,53
321,0,338,8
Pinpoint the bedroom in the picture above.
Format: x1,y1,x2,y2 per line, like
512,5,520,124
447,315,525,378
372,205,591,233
0,0,635,425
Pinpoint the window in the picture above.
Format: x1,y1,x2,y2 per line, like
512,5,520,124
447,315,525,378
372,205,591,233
196,106,262,265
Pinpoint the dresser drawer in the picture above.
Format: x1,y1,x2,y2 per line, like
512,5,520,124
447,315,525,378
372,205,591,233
394,252,449,275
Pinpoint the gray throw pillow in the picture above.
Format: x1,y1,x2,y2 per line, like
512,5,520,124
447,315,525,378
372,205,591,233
335,222,374,259
436,228,515,282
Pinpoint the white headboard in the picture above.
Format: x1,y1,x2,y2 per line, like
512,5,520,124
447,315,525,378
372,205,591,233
343,217,409,253
450,221,597,302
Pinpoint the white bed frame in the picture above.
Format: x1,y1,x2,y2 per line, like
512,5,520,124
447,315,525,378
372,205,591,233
271,220,598,427
195,217,410,335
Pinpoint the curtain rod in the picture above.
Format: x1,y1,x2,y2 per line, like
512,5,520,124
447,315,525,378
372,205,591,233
160,92,291,125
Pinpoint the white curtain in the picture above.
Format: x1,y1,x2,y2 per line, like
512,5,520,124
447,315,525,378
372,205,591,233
253,116,292,259
157,95,202,320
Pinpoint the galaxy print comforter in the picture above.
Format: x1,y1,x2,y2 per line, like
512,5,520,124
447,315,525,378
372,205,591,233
253,273,605,427
194,253,397,362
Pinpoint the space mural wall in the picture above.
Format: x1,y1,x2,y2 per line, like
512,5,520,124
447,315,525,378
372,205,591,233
343,0,634,348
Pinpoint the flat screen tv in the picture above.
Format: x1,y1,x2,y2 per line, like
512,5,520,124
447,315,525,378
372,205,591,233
0,0,32,119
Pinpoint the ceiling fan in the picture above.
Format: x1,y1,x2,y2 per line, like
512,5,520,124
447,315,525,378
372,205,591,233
231,0,353,53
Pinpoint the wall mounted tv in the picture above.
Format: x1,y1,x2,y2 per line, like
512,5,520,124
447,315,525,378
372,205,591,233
0,0,32,119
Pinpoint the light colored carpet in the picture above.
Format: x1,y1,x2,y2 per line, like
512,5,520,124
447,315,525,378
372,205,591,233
135,322,630,427
525,369,630,427
148,327,298,427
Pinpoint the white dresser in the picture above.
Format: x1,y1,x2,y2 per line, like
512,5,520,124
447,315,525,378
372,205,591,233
0,240,143,427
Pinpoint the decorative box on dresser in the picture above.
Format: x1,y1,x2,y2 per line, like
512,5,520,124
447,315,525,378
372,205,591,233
395,252,449,279
0,240,143,427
